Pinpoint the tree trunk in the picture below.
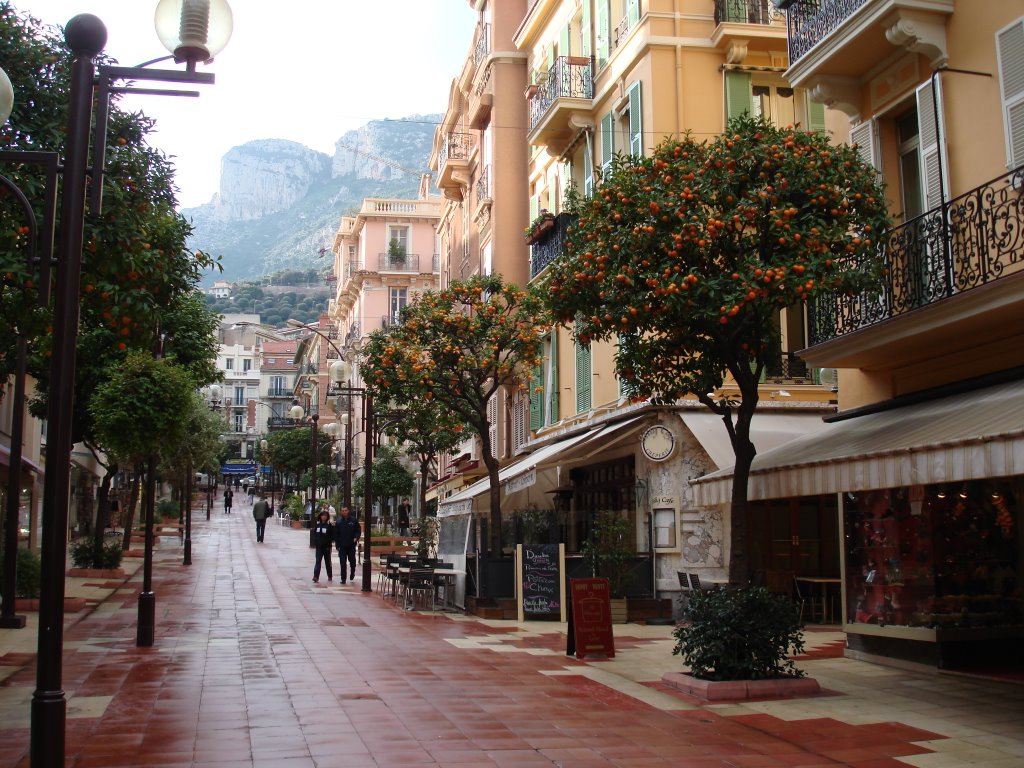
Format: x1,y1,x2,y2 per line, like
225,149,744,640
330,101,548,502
91,468,115,568
121,470,141,551
727,403,758,586
477,420,502,557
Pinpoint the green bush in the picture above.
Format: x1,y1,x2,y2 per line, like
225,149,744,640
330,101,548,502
69,539,124,570
155,498,178,522
672,586,805,681
0,547,42,598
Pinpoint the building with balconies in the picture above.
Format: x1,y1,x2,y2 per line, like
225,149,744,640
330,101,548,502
687,0,1024,669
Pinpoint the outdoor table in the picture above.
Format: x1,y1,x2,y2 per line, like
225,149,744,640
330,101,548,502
795,576,841,623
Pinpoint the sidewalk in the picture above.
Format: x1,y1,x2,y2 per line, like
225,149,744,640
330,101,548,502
0,502,1021,767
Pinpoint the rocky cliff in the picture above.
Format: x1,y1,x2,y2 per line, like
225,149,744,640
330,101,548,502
185,116,439,284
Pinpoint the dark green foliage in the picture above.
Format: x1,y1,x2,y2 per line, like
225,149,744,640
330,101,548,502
672,586,805,681
580,510,635,598
69,538,123,570
155,498,178,523
0,546,42,598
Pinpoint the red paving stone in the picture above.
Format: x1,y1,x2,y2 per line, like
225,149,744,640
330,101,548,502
0,508,946,767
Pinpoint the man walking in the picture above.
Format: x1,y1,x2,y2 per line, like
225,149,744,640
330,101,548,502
223,488,234,514
397,498,412,537
252,492,272,542
334,506,361,584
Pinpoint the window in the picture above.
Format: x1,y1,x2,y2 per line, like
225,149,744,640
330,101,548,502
997,18,1024,169
726,72,824,131
600,110,614,178
596,0,609,68
234,387,245,404
389,287,408,322
617,80,643,157
544,333,558,426
225,359,234,371
233,414,244,432
271,375,286,395
387,226,409,266
242,358,252,372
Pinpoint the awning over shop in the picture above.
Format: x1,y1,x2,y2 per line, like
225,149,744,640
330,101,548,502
679,410,832,471
437,416,646,518
691,378,1024,506
0,444,43,474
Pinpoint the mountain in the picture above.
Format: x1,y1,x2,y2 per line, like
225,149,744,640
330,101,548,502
183,115,440,285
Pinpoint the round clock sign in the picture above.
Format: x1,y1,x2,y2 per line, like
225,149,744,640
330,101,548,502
641,425,675,461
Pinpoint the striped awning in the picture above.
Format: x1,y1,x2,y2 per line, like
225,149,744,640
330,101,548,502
691,378,1024,506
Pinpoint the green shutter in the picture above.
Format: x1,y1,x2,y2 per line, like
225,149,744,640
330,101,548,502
581,0,592,58
725,70,753,121
600,111,614,177
530,365,543,430
530,196,539,222
807,98,826,132
546,41,555,69
627,0,640,26
628,81,643,157
596,0,609,68
547,332,559,424
575,341,592,413
560,23,571,57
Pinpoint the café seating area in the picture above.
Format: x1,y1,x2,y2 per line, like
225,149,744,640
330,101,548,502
376,554,462,612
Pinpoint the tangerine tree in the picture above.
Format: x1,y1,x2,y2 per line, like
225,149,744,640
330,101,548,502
545,114,890,582
362,274,550,556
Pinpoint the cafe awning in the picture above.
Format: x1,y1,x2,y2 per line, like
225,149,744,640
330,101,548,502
679,410,831,471
437,416,645,518
691,378,1024,506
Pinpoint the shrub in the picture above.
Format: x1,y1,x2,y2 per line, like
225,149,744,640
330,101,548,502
69,538,124,570
155,498,178,522
0,547,42,598
672,586,805,681
581,510,634,597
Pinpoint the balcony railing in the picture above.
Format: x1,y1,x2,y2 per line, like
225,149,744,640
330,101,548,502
785,0,868,65
529,56,594,131
809,166,1024,346
377,253,421,272
345,261,363,279
473,23,491,68
438,131,474,170
475,165,490,203
381,314,403,329
715,0,783,25
764,352,811,382
530,212,576,279
266,387,291,398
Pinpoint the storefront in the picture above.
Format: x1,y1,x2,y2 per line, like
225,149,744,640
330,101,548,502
693,377,1024,668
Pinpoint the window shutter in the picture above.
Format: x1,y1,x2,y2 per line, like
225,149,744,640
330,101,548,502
628,81,643,157
488,395,500,460
546,332,559,425
916,78,948,210
583,142,594,197
597,0,609,68
530,365,543,431
806,97,826,132
575,341,592,413
849,119,879,171
581,0,592,58
560,160,572,203
627,0,640,26
530,195,539,222
546,41,555,69
600,111,614,177
997,19,1024,169
560,23,571,57
724,70,753,121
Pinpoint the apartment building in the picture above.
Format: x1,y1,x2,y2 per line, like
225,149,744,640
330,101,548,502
434,1,843,608
689,0,1024,668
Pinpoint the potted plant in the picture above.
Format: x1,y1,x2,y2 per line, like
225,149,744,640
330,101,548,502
283,494,305,528
523,210,556,245
581,510,634,623
388,237,407,267
665,586,820,699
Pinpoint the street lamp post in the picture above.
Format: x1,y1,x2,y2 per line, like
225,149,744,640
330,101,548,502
204,384,223,521
0,5,233,763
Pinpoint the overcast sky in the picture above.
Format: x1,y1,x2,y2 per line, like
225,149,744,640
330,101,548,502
19,1,477,207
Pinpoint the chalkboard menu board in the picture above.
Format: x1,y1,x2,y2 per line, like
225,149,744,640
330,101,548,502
438,514,471,556
522,544,561,614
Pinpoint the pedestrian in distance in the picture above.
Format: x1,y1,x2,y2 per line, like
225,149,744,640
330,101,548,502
334,506,361,584
397,498,411,537
247,484,256,506
223,488,234,514
312,509,335,582
252,492,272,543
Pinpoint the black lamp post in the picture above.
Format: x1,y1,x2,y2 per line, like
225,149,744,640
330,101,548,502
203,384,223,521
0,5,232,763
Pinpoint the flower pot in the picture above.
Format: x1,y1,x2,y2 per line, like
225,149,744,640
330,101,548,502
291,520,303,529
524,84,539,99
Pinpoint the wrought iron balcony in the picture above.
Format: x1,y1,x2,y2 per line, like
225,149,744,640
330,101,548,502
438,131,474,171
473,23,491,68
715,0,783,25
266,387,292,398
809,166,1024,346
377,253,421,272
475,165,490,204
764,351,812,383
530,212,576,280
528,56,594,133
785,0,867,64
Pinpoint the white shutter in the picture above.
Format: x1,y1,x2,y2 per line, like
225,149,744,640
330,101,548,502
600,111,614,177
916,78,948,210
997,18,1024,169
849,119,879,173
596,0,609,68
583,140,594,197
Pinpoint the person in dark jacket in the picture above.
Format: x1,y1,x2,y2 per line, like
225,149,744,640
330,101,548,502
312,509,335,582
334,506,361,584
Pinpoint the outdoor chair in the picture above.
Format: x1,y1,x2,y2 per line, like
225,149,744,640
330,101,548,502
765,569,805,622
404,567,436,611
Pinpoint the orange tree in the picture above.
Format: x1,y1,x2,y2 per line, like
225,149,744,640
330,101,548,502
362,274,550,556
545,114,890,583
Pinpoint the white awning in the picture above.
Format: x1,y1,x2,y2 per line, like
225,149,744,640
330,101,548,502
437,416,645,518
679,410,831,471
691,378,1024,506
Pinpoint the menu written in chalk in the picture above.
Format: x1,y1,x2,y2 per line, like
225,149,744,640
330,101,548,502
522,544,561,614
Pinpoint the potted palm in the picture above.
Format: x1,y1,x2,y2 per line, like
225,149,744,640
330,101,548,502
581,510,634,623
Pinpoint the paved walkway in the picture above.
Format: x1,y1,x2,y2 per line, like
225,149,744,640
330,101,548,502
0,502,1022,767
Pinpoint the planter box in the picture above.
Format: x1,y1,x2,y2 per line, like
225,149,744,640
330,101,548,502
16,597,87,613
661,672,820,701
67,567,125,579
610,597,628,624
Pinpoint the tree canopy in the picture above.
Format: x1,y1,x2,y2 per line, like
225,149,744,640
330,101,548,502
362,274,550,554
545,115,890,581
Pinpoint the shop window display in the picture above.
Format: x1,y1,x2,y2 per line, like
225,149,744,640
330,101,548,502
844,480,1021,629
